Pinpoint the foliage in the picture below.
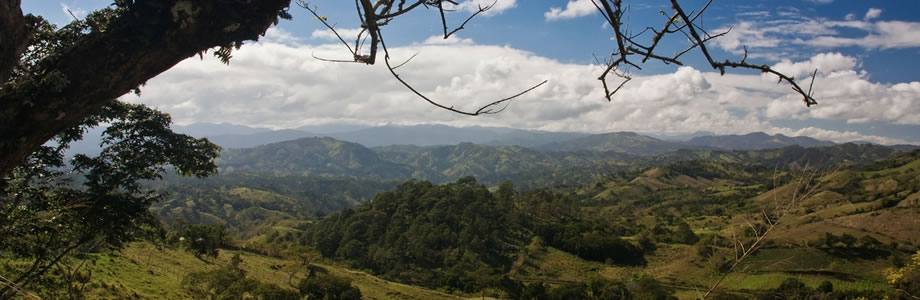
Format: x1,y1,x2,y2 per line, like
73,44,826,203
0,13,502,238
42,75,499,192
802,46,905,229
0,102,219,298
535,220,646,265
296,269,362,300
301,177,520,292
182,258,299,300
176,223,229,258
885,250,920,298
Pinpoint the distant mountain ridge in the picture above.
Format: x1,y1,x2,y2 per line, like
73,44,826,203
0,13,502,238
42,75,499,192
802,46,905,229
538,131,694,155
685,132,835,150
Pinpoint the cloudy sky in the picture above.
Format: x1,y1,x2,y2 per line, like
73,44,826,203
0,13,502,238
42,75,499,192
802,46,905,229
24,0,920,144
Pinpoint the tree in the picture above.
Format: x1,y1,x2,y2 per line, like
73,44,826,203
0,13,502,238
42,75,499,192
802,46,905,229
281,245,323,286
0,0,288,177
0,102,219,298
297,271,362,300
181,224,229,259
182,259,300,300
0,0,815,179
885,250,920,299
673,221,699,245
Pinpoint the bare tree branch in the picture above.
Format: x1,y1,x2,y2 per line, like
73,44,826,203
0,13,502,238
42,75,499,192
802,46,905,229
380,32,547,116
301,0,818,116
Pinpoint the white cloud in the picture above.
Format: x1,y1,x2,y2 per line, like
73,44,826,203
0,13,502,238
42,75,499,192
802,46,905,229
263,28,303,45
771,52,857,78
128,41,919,145
545,0,596,21
808,0,833,4
310,28,364,41
422,35,474,45
59,3,86,20
444,0,517,16
864,8,882,21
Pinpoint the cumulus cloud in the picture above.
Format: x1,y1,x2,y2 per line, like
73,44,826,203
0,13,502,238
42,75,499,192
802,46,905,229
770,52,857,78
127,41,919,145
545,0,596,21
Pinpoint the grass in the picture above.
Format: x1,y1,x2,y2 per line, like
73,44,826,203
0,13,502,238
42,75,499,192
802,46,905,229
718,272,890,291
69,242,462,299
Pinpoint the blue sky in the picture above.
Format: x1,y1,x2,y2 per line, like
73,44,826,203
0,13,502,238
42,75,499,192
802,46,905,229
22,0,920,144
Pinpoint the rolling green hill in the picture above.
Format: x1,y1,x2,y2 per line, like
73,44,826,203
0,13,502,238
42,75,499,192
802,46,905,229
218,137,414,179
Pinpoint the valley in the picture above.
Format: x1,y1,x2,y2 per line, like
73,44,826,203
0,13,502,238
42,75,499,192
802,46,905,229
4,123,920,299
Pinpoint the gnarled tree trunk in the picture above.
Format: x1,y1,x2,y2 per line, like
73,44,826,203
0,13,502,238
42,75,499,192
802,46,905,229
0,0,291,177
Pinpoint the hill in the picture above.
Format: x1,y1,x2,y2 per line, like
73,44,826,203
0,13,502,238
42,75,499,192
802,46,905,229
329,124,585,148
685,132,835,150
375,142,576,183
217,137,413,179
206,129,319,149
151,174,398,239
539,131,691,155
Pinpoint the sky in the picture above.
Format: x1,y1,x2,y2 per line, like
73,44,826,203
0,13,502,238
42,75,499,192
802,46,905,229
22,0,920,144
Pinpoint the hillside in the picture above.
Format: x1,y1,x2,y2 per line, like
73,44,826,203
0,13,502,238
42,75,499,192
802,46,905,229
151,174,398,239
38,242,464,300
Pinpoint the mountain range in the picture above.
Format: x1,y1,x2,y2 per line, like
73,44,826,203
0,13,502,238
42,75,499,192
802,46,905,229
66,122,917,161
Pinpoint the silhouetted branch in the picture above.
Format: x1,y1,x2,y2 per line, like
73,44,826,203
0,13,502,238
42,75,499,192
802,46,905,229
380,33,547,115
302,0,547,115
441,0,495,39
590,0,818,106
300,0,818,115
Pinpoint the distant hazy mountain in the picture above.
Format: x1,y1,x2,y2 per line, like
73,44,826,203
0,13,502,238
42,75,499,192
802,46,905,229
538,131,691,155
649,143,902,169
218,137,413,179
891,144,920,151
328,124,585,147
685,132,834,150
295,123,373,134
173,122,271,137
207,129,319,149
